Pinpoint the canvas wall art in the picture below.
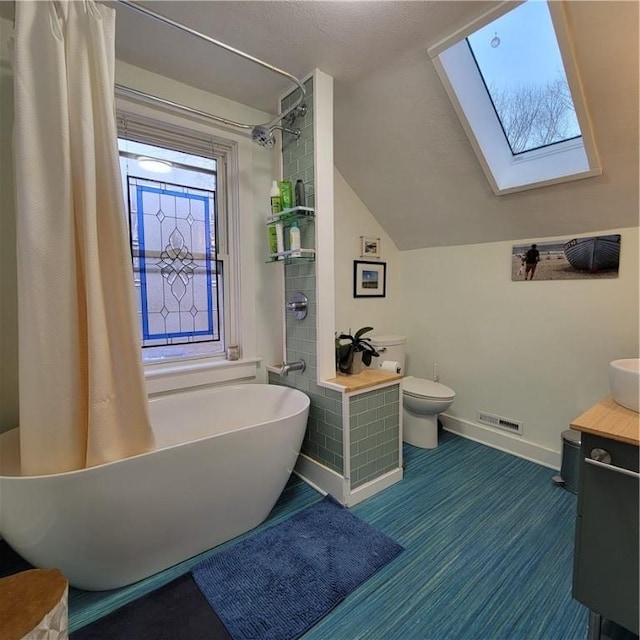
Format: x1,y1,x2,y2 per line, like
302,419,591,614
512,234,621,281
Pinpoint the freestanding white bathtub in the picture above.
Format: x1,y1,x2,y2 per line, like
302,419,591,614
0,384,309,590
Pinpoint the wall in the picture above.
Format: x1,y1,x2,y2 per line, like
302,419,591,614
114,62,283,381
401,226,639,463
0,26,284,433
268,76,346,475
334,169,401,338
332,149,638,464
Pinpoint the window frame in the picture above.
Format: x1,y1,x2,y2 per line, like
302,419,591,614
428,0,601,195
118,117,229,361
115,98,259,393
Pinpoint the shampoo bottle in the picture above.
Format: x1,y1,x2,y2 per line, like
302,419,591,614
270,181,281,215
295,179,306,208
289,220,301,258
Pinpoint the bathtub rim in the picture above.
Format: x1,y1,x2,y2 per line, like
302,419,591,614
0,384,309,480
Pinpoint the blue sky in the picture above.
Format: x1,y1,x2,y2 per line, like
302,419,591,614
467,1,567,93
466,0,581,150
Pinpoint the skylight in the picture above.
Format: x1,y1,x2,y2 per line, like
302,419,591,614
467,1,581,155
428,1,600,195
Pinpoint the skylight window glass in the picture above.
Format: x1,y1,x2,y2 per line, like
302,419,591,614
466,1,581,154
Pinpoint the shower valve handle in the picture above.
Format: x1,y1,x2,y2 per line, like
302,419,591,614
285,292,308,320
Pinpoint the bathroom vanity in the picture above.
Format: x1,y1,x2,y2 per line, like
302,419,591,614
570,397,639,639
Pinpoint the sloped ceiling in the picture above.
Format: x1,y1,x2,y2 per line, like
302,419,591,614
5,0,637,248
333,1,639,248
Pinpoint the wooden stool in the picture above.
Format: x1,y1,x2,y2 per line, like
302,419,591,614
0,568,68,640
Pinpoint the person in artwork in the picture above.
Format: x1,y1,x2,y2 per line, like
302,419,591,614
524,244,540,280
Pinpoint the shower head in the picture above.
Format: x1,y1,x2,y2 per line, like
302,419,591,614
251,126,275,149
251,100,307,149
251,124,301,149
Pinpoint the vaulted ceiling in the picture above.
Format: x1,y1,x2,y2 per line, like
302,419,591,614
5,1,639,248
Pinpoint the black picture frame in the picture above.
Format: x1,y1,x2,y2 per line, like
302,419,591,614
353,260,387,298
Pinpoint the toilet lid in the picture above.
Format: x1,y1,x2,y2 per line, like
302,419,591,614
403,376,455,401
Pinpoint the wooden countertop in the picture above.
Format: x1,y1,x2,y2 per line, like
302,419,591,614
325,369,403,393
571,396,640,446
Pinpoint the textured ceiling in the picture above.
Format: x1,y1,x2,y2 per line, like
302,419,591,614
107,1,495,113
4,0,638,248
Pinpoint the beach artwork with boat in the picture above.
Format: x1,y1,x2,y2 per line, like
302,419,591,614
512,234,620,281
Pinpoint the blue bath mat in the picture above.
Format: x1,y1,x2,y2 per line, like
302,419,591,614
192,495,403,640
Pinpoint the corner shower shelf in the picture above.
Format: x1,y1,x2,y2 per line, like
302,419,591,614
266,206,314,225
266,206,315,264
266,248,316,263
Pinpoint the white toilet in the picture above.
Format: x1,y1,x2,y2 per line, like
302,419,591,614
369,335,456,449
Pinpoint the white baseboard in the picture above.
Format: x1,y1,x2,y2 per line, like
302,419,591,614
441,414,561,470
294,453,345,501
294,454,404,507
345,467,403,507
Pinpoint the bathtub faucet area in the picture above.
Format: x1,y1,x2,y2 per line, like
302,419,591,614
280,359,306,376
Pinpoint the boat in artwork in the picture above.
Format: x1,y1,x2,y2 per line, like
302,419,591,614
563,234,621,273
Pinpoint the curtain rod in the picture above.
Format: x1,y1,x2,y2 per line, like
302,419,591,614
114,0,306,132
115,83,256,132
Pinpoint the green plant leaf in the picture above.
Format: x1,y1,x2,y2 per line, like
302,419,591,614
362,350,373,366
354,327,374,341
337,344,351,359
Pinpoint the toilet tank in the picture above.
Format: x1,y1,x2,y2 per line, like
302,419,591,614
369,335,406,373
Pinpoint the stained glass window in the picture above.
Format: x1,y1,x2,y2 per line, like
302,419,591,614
127,176,220,349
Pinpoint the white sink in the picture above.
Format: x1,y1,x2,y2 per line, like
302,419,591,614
609,358,640,412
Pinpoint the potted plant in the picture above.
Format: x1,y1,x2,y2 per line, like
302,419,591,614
335,327,380,375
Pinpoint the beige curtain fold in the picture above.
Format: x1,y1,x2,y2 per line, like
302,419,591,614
13,0,155,476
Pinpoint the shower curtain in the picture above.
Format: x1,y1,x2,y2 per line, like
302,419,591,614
13,0,155,475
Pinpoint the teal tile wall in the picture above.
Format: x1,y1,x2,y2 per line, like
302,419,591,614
268,371,343,474
282,78,315,210
349,385,400,489
285,261,316,368
270,78,400,488
269,77,344,475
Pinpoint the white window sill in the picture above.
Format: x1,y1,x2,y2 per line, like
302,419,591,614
145,357,261,395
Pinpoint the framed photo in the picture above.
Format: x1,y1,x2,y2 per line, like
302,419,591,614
354,260,386,298
512,234,620,281
360,236,381,259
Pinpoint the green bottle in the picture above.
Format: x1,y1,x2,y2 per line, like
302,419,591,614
279,181,293,210
270,181,281,215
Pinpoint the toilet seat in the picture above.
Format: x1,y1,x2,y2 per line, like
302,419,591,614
403,376,455,401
